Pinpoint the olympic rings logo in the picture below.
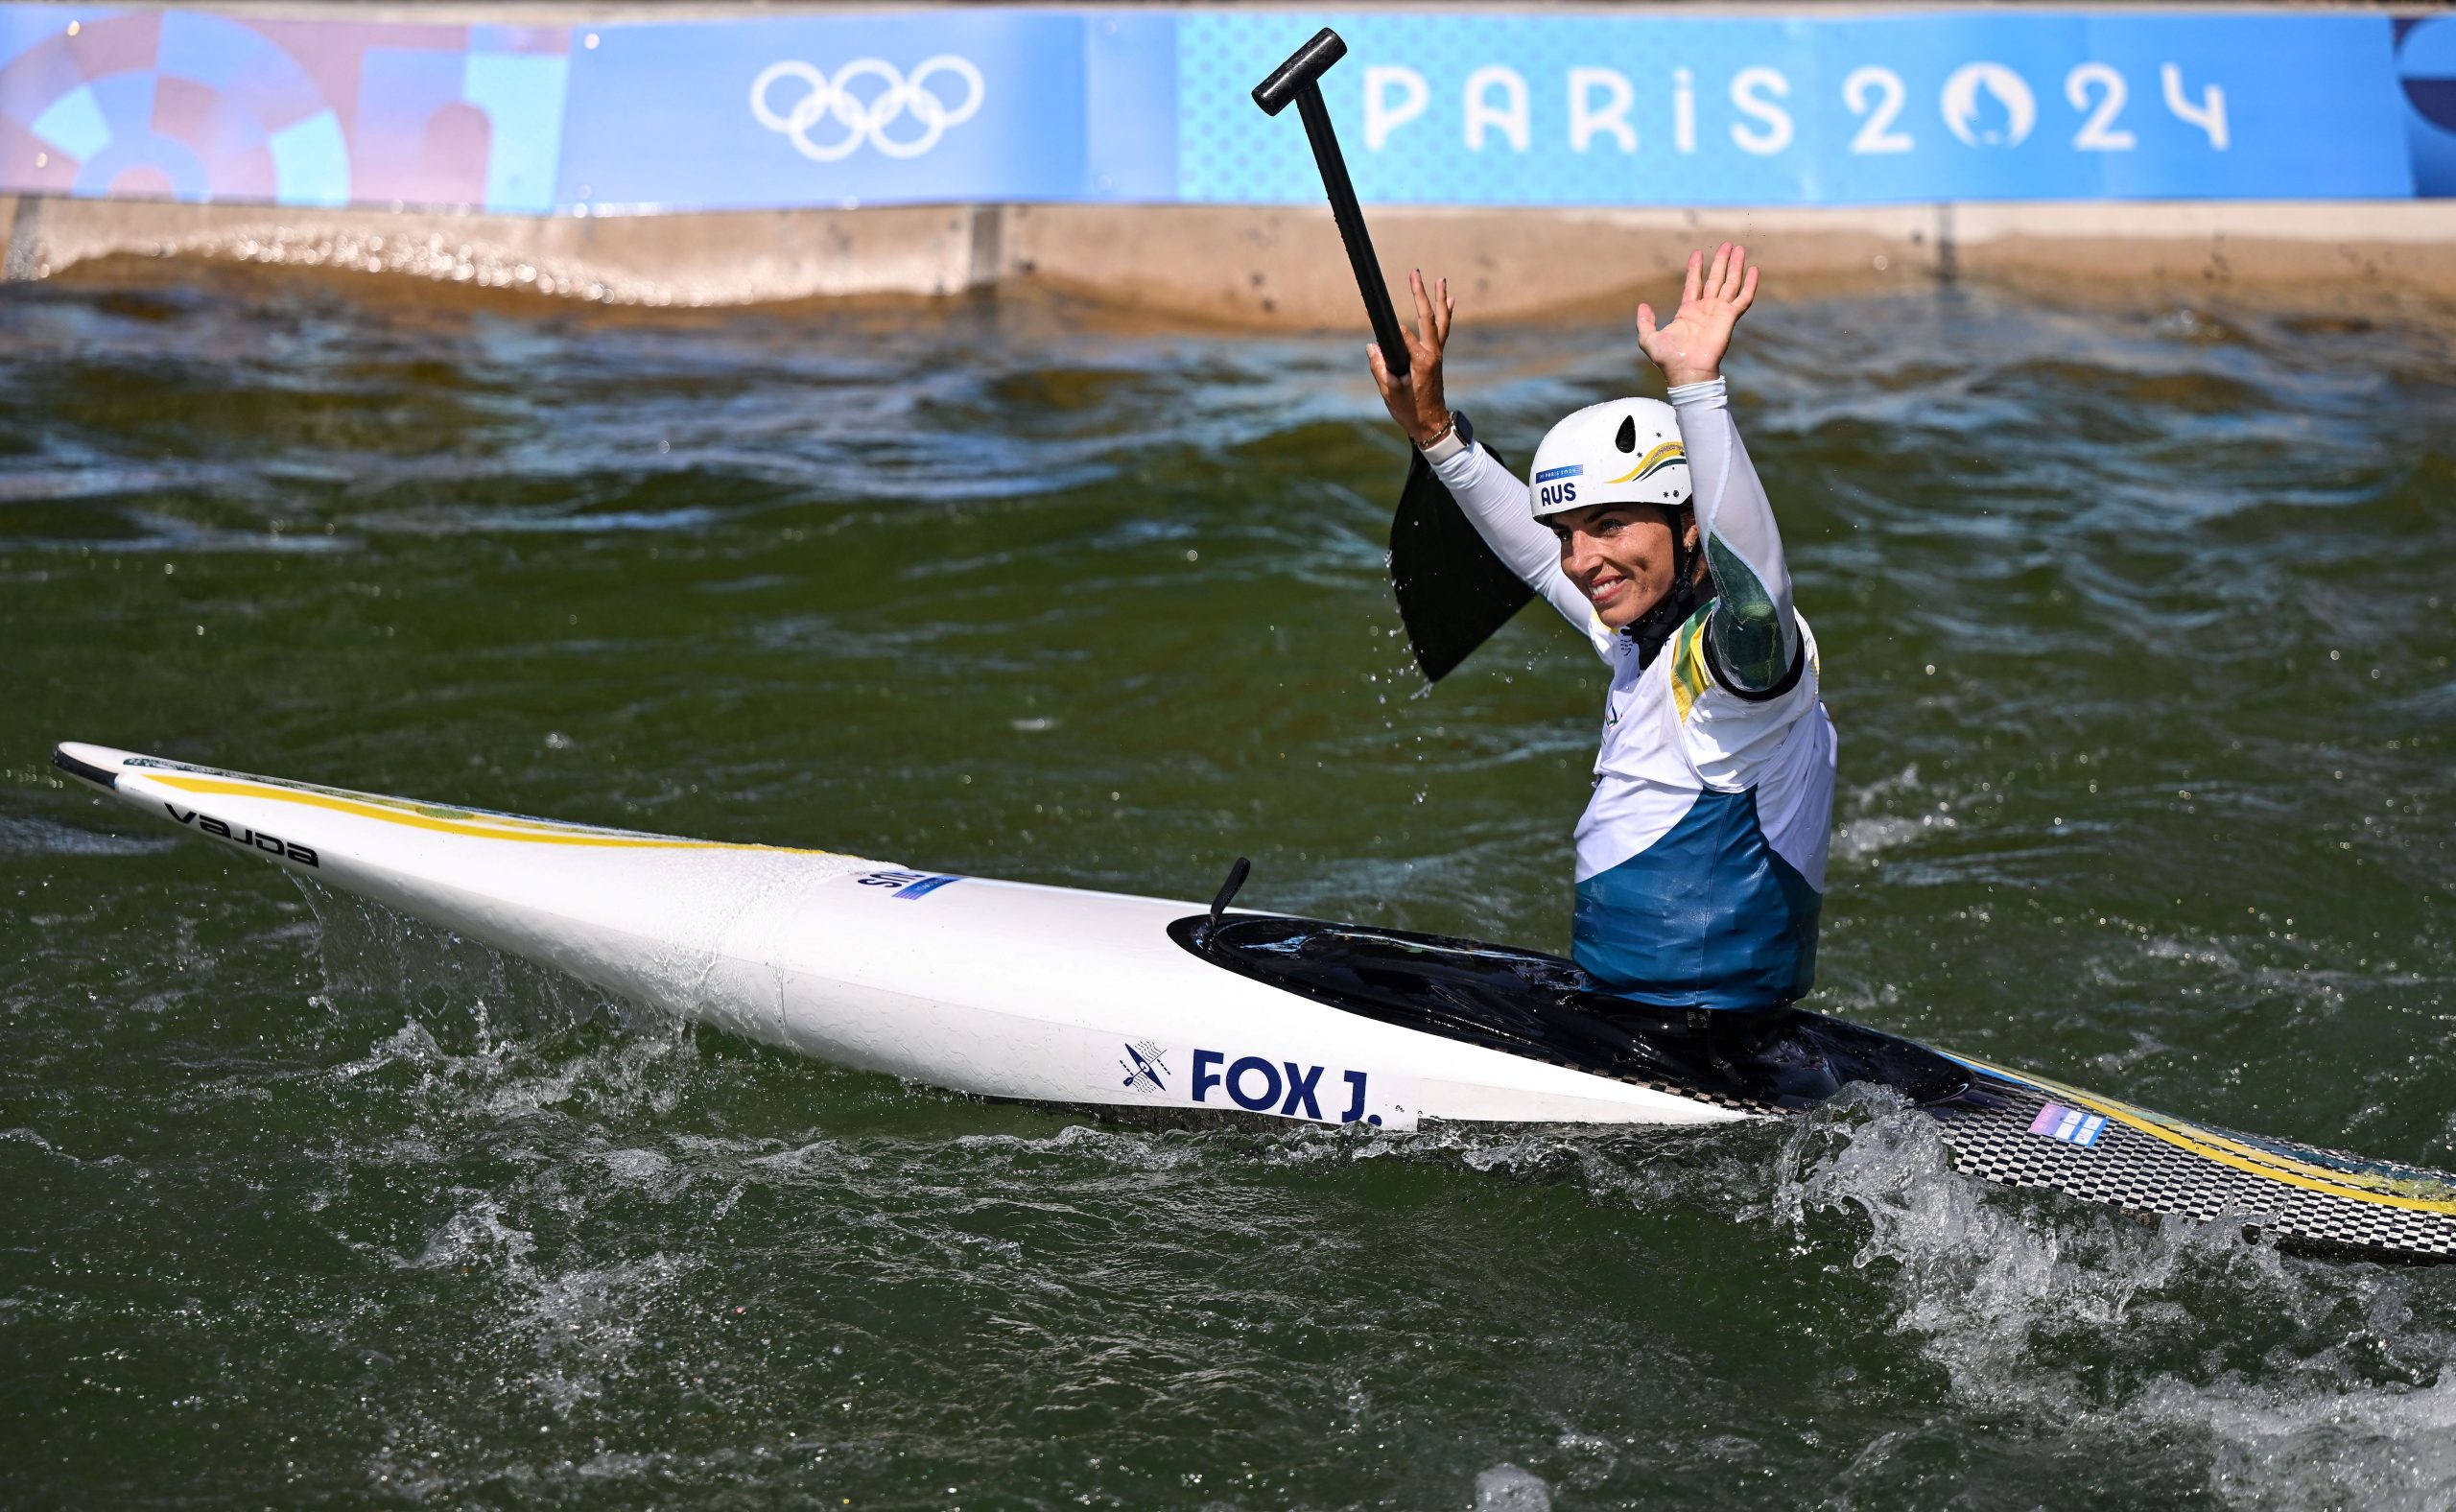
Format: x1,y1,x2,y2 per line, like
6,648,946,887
749,56,985,162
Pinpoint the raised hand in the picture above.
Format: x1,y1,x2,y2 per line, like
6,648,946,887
1367,270,1455,448
1636,242,1759,389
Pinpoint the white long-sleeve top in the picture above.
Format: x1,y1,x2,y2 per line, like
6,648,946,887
1427,379,1833,905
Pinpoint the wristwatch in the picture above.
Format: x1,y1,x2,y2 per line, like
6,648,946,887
1420,413,1469,463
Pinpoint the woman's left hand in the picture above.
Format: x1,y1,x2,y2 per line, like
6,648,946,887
1636,242,1759,389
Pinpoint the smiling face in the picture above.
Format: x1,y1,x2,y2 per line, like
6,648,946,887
1548,502,1699,629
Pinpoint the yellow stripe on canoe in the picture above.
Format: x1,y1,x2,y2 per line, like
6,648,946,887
142,774,831,856
1956,1054,2456,1216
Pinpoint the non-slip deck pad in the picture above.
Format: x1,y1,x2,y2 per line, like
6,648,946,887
1928,1062,2456,1261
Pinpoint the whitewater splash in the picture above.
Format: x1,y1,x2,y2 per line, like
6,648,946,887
1774,1091,2456,1508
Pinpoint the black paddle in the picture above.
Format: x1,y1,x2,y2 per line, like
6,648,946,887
1252,29,1534,684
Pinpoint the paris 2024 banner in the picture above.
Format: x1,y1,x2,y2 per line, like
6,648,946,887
3,6,2451,216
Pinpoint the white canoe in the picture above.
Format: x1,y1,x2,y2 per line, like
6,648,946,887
54,740,2456,1262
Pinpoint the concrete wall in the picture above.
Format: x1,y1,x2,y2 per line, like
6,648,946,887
7,194,2453,324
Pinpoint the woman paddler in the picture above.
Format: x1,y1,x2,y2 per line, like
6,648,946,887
1368,243,1834,1018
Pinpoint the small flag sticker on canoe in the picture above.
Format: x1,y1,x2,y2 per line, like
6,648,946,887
2030,1102,2108,1148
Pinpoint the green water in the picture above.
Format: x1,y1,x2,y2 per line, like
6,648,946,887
4,268,2453,1508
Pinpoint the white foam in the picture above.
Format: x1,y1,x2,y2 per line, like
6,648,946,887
399,1195,536,1272
1774,1088,2456,1506
517,1252,697,1413
1475,1462,1552,1512
2149,1367,2456,1510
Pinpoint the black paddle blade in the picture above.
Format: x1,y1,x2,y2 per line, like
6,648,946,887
1389,441,1533,682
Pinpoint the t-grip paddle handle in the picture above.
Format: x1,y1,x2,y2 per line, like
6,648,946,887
1250,27,1343,114
1251,29,1411,378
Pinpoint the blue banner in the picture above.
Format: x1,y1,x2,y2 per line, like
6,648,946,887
1,5,2444,213
1175,12,2414,204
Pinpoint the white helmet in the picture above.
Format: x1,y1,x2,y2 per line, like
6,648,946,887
1526,398,1691,519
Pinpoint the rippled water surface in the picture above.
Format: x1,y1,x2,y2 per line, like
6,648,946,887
4,265,2453,1508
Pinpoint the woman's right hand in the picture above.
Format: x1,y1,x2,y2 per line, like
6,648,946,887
1367,270,1455,449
